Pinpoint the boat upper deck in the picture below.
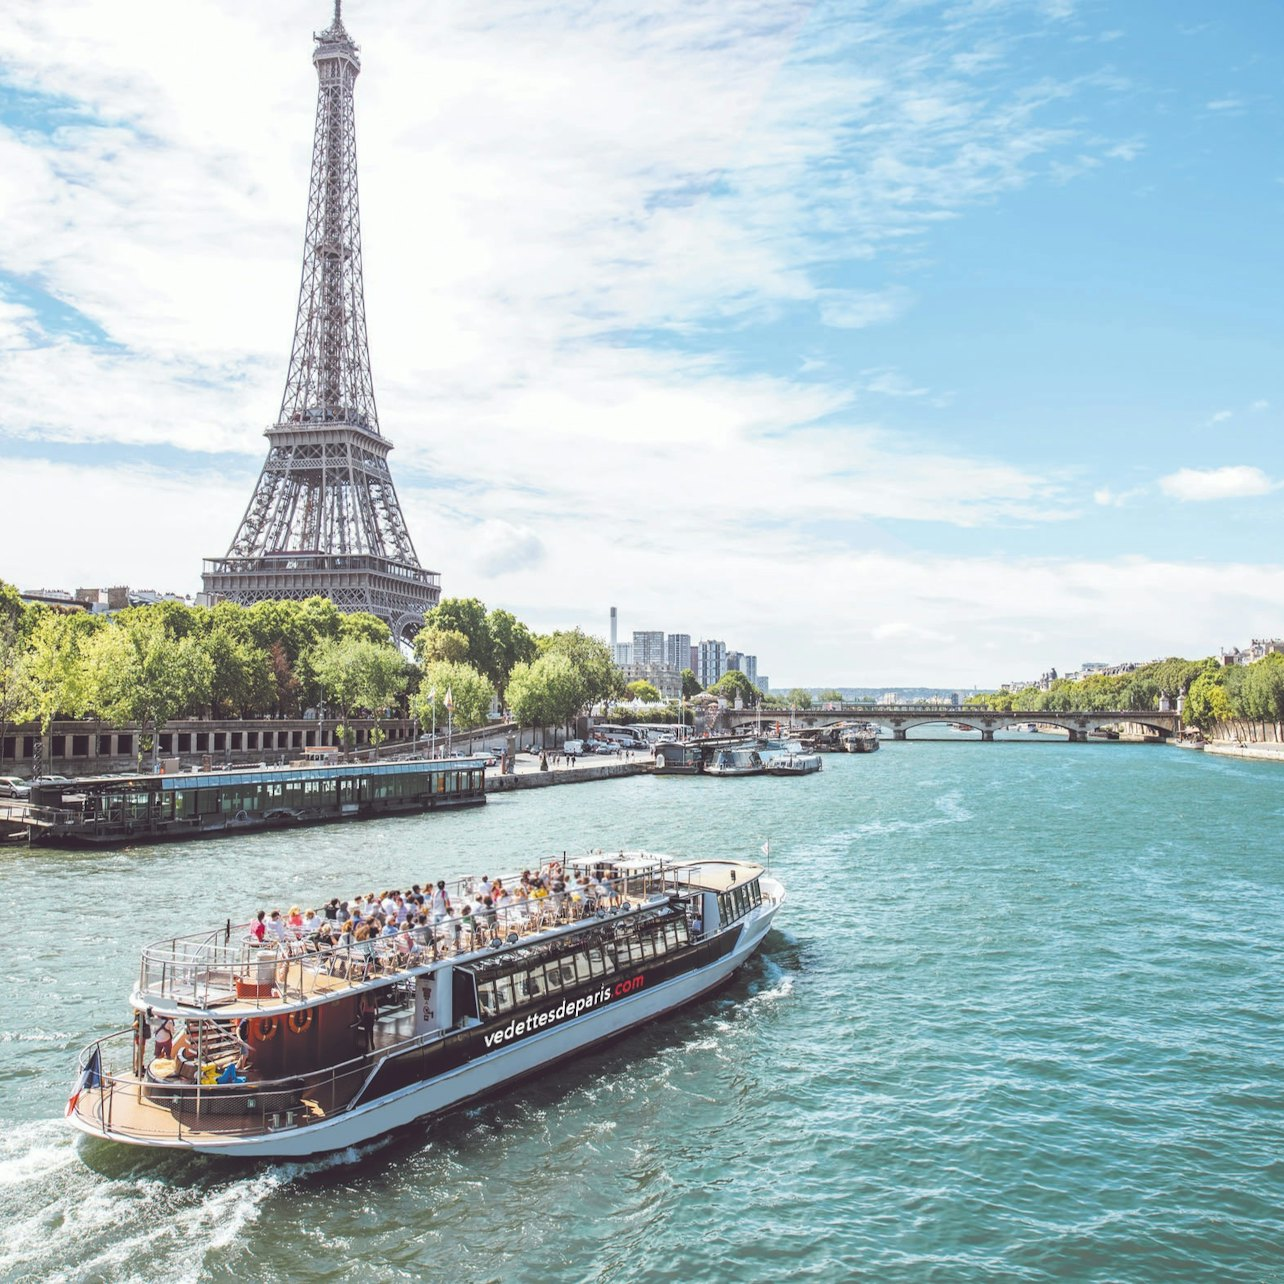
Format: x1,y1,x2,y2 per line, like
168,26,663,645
133,853,768,1015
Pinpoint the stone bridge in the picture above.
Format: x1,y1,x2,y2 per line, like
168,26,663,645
730,705,1180,742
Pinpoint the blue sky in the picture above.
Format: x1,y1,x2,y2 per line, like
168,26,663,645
1,1,1282,686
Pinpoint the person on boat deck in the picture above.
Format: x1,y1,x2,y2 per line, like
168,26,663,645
287,906,304,932
355,996,377,1054
380,919,398,939
431,881,452,924
153,1014,174,1061
251,910,267,943
266,910,288,943
323,897,340,922
235,1017,254,1072
301,908,321,935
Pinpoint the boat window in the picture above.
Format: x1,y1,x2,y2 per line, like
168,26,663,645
493,974,515,1012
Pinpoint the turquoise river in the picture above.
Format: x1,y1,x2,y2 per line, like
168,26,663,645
0,740,1281,1282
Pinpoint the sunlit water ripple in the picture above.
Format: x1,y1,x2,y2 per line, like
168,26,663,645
1,741,1281,1281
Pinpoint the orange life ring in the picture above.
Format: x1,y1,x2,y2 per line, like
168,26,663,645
287,1008,313,1035
251,1016,279,1041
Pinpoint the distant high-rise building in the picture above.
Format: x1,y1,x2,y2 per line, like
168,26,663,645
666,633,692,671
610,606,617,649
613,642,633,666
757,675,769,693
633,631,665,666
727,651,758,687
697,639,727,688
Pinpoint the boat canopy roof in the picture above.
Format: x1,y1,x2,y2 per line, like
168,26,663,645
31,756,486,797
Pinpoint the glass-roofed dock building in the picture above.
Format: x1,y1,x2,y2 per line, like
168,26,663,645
25,759,486,846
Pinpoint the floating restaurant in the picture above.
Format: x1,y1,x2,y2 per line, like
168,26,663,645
25,758,486,846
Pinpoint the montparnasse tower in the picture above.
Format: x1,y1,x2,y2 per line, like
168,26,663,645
202,2,439,639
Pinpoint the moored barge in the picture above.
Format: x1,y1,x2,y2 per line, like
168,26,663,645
26,758,486,845
66,852,784,1157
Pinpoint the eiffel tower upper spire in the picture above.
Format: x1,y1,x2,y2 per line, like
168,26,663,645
278,0,375,433
202,5,440,639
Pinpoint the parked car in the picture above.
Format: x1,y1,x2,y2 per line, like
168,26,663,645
563,740,585,756
0,776,31,799
29,774,71,788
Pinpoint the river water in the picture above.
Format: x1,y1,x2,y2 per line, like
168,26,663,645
1,740,1281,1282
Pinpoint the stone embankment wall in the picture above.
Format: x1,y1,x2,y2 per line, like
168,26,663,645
486,760,652,792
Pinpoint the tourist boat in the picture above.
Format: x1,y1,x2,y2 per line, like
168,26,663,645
764,752,822,776
838,726,880,753
24,757,486,846
66,852,784,1158
704,747,766,776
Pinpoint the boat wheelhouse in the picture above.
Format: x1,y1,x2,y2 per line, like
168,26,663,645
67,852,784,1157
26,758,485,845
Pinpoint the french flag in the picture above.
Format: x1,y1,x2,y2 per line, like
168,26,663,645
66,1047,102,1118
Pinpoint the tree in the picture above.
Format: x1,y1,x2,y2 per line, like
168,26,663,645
411,661,495,733
506,653,583,729
1185,670,1234,731
339,612,394,646
486,608,537,702
819,689,844,703
22,611,105,735
415,627,471,665
0,582,32,750
680,668,701,700
206,626,275,717
422,598,494,681
1241,653,1284,726
312,637,408,748
269,641,302,716
626,680,662,703
710,671,761,707
786,688,813,710
539,629,620,710
80,613,213,764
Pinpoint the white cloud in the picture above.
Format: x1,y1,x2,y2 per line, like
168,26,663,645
819,287,915,330
1250,399,1270,413
1206,409,1232,426
1159,466,1275,502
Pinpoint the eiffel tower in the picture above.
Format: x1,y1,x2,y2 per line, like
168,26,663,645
202,2,439,639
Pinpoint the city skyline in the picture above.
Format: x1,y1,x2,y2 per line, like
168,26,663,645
2,3,1283,686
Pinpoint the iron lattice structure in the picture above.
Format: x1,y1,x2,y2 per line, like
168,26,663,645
203,3,438,639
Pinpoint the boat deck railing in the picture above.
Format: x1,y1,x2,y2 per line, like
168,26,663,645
70,1028,415,1144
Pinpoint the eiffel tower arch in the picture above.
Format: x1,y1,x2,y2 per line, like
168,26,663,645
202,3,439,641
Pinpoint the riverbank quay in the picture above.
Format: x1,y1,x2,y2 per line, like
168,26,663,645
1198,739,1284,763
487,751,653,792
